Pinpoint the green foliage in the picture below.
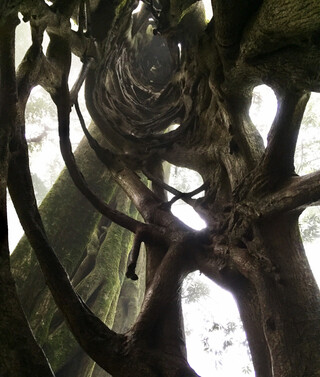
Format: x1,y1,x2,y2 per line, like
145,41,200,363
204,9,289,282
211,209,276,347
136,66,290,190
182,274,210,304
295,93,320,175
169,165,204,195
249,85,277,146
242,365,252,375
26,92,56,125
202,319,252,374
299,208,320,243
25,90,56,151
182,273,253,376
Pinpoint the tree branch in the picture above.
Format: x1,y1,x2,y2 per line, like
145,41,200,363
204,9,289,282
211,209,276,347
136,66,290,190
8,101,124,377
254,171,320,218
130,241,196,345
70,57,95,104
74,100,177,225
56,87,144,233
0,15,55,377
261,90,310,176
74,99,117,168
213,0,261,50
126,228,145,280
143,169,208,208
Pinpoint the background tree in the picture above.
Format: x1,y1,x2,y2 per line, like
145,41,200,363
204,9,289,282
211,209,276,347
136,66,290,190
11,124,147,376
1,1,320,377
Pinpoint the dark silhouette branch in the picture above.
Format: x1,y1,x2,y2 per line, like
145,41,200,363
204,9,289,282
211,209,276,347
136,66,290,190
143,169,208,208
74,99,117,167
70,57,95,104
212,0,262,49
261,91,310,176
55,86,144,233
130,240,198,346
0,18,55,370
74,100,176,225
78,0,86,35
8,110,123,377
126,228,145,280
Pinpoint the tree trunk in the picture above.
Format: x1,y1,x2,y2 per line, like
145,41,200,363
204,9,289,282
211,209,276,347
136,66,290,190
3,1,320,376
255,214,320,376
11,127,145,375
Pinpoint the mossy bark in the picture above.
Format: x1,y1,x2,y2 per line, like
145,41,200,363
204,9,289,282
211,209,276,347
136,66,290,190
10,126,145,374
56,214,146,377
50,195,145,376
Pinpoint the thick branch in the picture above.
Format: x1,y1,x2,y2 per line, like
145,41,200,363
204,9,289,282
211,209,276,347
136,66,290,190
129,240,197,350
213,0,261,49
56,88,144,233
254,171,320,218
8,88,123,377
233,282,273,377
262,90,310,176
70,57,95,104
75,101,177,225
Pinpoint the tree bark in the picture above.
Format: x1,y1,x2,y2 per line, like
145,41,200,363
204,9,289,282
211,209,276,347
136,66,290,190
0,14,55,377
3,0,320,376
11,127,146,375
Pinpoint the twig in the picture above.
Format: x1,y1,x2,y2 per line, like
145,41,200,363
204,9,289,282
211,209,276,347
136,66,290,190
126,229,144,280
74,100,117,168
143,170,208,207
70,57,95,105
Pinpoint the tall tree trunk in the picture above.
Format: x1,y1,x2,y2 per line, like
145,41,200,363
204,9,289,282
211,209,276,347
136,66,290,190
11,127,145,375
11,126,113,318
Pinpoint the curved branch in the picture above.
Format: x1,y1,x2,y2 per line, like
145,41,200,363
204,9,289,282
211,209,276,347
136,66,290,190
8,123,124,376
70,57,95,104
0,14,55,377
126,228,145,280
74,100,177,225
74,99,118,168
261,91,310,176
143,169,208,207
129,241,196,346
55,86,144,233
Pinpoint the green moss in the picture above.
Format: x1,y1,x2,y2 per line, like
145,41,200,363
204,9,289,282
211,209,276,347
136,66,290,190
169,0,205,26
10,126,117,343
37,188,136,372
10,122,147,373
44,324,79,370
114,0,130,19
